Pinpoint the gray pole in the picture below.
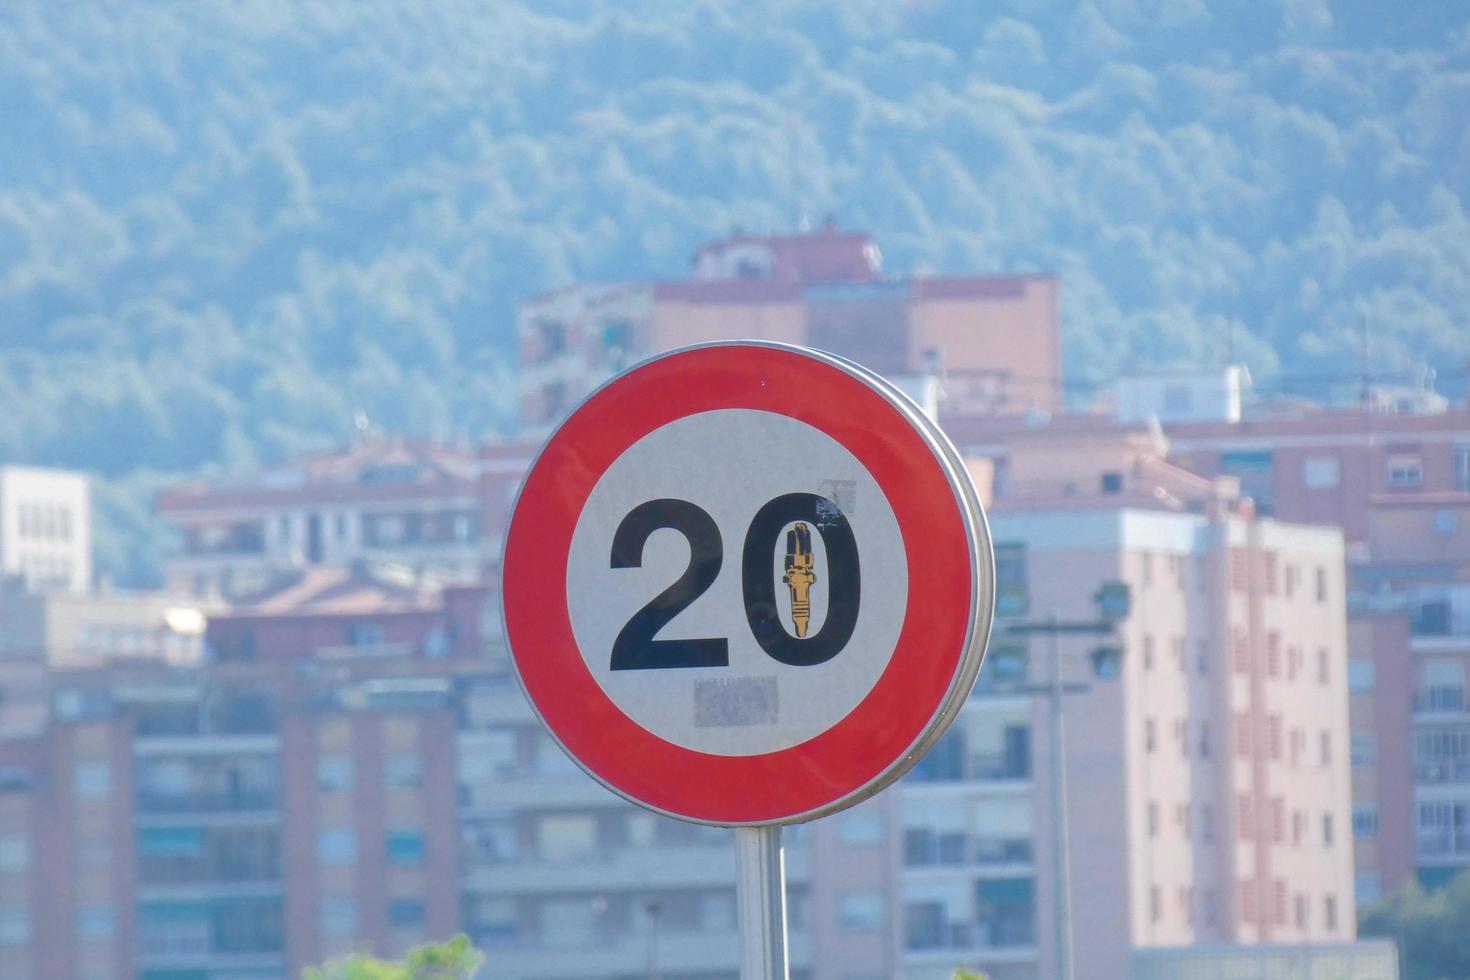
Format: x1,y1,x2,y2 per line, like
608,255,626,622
1049,613,1075,980
736,825,790,980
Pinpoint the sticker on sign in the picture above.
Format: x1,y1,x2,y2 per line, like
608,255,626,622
501,342,994,826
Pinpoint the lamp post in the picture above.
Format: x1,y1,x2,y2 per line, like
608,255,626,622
1000,581,1130,980
645,898,662,980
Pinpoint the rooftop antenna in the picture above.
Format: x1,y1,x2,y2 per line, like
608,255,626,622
1358,309,1371,406
1224,287,1237,366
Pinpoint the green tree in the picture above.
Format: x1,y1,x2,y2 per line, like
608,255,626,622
302,935,483,980
1359,870,1470,980
953,971,991,980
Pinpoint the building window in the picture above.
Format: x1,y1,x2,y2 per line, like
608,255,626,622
318,828,357,864
839,892,886,932
0,838,28,872
1323,813,1335,845
76,905,114,940
0,907,28,943
1234,713,1252,757
1143,635,1154,671
320,898,355,936
316,756,353,793
1148,802,1159,837
1353,806,1379,838
74,761,110,800
1295,893,1309,929
1324,895,1338,931
386,830,426,866
1316,567,1328,602
1303,456,1341,489
388,898,426,927
1202,804,1214,842
537,814,597,861
994,543,1028,618
1348,657,1375,692
1145,718,1156,753
1356,874,1382,905
1237,794,1254,839
1231,629,1250,673
1320,731,1332,766
1318,648,1330,684
1388,453,1423,489
386,755,424,790
1150,885,1161,923
347,622,384,647
1351,732,1377,766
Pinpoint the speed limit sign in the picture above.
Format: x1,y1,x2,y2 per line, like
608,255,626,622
501,342,993,825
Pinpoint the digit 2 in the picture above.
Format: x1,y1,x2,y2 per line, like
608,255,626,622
609,499,729,670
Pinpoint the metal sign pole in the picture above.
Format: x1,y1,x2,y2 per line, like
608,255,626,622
736,825,789,980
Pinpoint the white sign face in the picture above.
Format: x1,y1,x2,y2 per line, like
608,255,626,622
566,409,908,756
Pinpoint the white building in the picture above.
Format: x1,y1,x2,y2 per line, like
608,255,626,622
0,465,90,593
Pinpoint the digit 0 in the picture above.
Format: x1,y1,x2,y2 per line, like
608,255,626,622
609,494,860,669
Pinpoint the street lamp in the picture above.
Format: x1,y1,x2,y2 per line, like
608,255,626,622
1000,580,1131,980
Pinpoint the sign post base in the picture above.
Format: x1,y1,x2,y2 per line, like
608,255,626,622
736,825,789,980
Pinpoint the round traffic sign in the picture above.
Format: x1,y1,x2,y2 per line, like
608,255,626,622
501,342,993,825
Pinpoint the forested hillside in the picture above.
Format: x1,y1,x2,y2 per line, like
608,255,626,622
2,1,1467,584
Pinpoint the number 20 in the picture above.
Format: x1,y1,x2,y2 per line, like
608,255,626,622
608,493,860,670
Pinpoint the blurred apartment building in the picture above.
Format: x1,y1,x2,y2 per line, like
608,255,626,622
0,559,874,980
0,584,211,668
516,221,1061,433
948,368,1470,907
155,439,533,601
5,449,1367,980
924,424,1362,980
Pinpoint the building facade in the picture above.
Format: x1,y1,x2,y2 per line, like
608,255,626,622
0,584,211,667
155,439,533,601
0,465,90,593
517,224,1061,434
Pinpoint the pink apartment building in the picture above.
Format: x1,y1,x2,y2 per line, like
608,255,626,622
948,376,1470,906
932,427,1358,980
517,222,1062,433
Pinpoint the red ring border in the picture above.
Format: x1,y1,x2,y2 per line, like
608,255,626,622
502,344,975,824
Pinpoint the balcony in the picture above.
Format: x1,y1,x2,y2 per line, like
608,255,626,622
907,751,1031,784
466,926,811,979
459,768,625,811
1415,833,1470,859
904,919,1038,954
463,843,809,894
905,834,1033,870
138,853,280,889
133,733,280,754
1415,761,1470,785
136,788,279,817
1414,688,1468,716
